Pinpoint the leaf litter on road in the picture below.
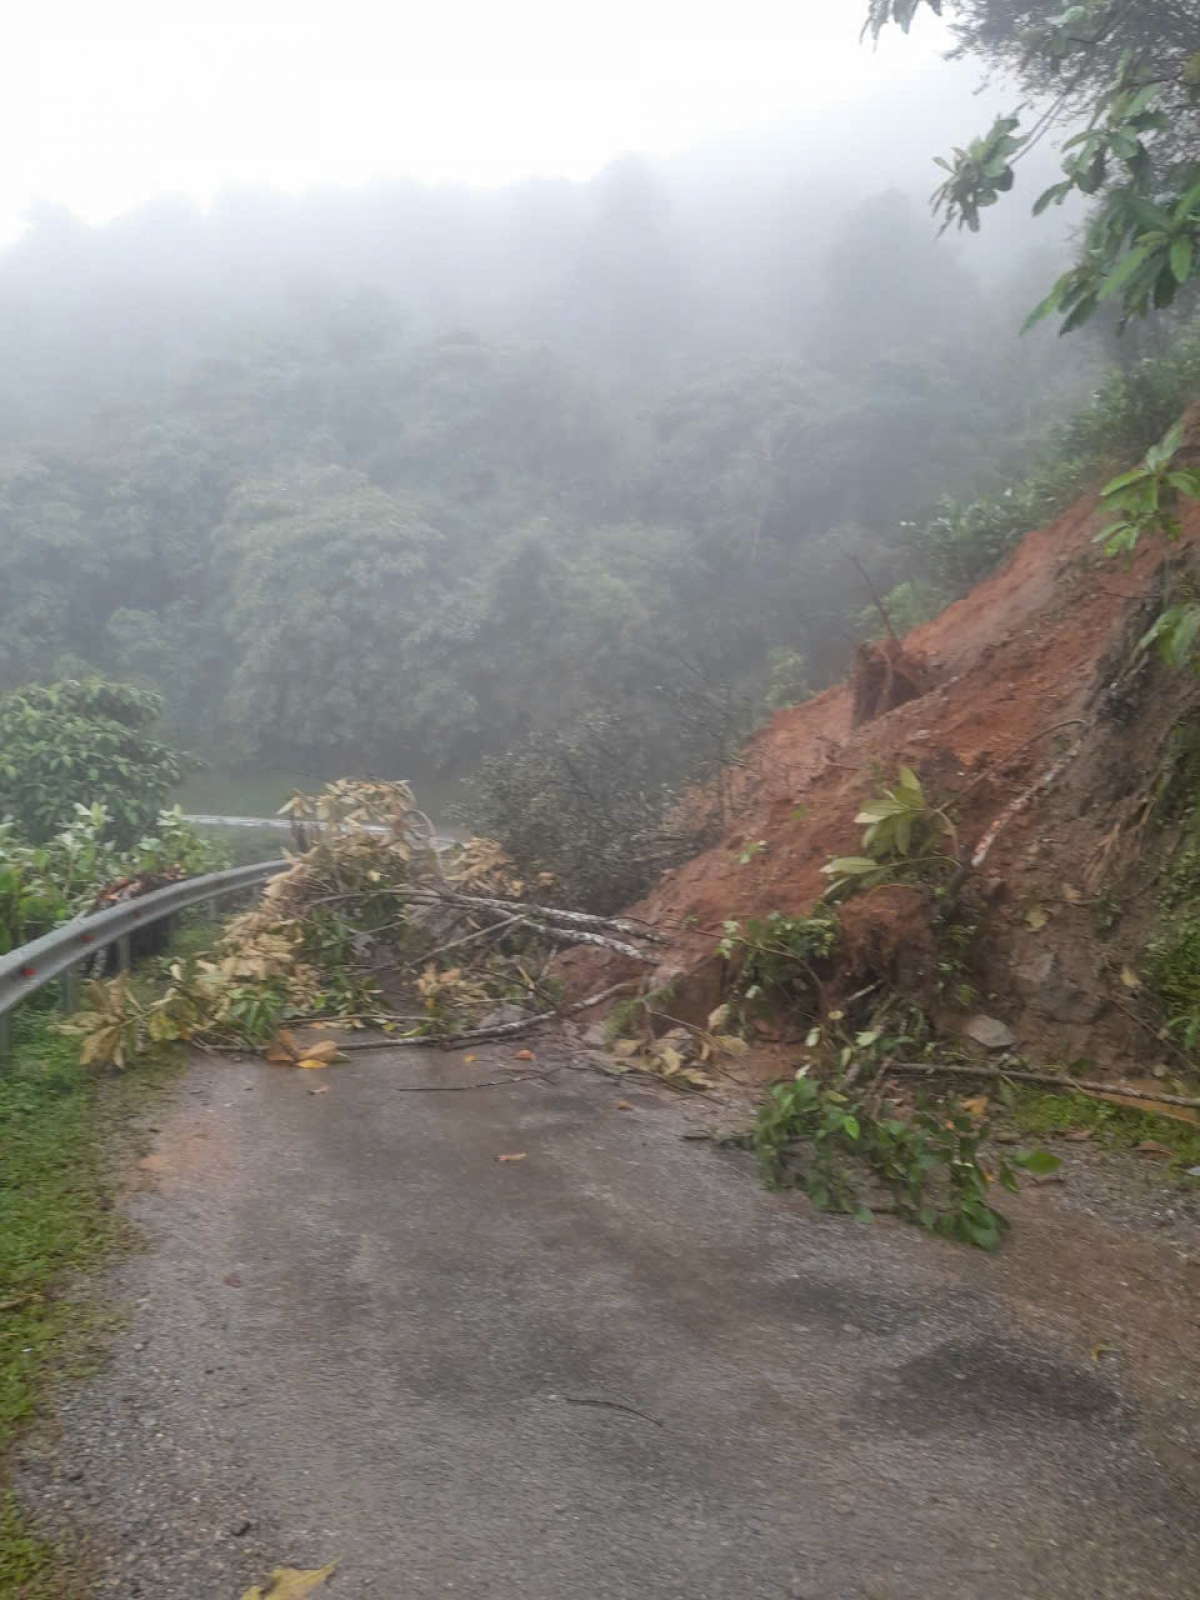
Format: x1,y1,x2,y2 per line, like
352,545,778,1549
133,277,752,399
240,1561,337,1599
265,1029,344,1070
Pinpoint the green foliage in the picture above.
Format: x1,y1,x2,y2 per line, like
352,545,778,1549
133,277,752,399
857,580,948,641
0,1013,154,1448
1145,905,1200,1052
1086,418,1200,672
460,710,715,914
871,0,1200,333
762,647,811,711
0,679,192,846
822,765,957,895
717,909,839,1015
0,1491,58,1595
0,1009,179,1591
931,114,1021,235
754,1069,1058,1249
0,803,226,956
1008,1087,1200,1173
0,177,1113,796
1096,419,1200,555
910,326,1200,590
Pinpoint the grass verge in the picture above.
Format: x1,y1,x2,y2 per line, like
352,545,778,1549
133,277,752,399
0,1001,181,1593
1006,1086,1200,1174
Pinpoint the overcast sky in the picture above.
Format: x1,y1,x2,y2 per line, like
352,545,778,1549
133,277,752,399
0,1,952,242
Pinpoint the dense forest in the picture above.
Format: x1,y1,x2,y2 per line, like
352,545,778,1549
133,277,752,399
0,100,1133,797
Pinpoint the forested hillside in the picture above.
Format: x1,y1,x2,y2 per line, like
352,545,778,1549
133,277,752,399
0,144,1112,789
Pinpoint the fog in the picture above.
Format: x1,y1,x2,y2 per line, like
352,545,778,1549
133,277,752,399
0,3,1110,810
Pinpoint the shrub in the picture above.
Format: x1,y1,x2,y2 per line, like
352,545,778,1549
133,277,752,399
458,711,707,913
0,678,193,845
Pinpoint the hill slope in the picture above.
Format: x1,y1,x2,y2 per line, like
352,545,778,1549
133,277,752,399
587,410,1200,1074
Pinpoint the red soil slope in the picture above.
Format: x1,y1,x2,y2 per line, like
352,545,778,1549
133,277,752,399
582,409,1200,1072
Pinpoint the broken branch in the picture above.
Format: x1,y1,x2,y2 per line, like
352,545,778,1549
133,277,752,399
887,1060,1200,1110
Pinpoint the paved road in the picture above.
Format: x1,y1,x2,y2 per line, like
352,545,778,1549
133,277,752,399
17,1040,1200,1598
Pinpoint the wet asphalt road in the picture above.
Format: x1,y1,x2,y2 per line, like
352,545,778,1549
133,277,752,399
16,1040,1200,1598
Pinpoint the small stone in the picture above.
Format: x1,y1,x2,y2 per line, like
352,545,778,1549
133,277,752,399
66,1466,85,1482
229,1517,253,1537
961,1014,1017,1052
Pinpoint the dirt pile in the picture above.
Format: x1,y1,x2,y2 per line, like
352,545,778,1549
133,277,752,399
572,408,1200,1073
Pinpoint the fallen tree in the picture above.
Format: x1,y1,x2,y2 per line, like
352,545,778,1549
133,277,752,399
64,779,665,1066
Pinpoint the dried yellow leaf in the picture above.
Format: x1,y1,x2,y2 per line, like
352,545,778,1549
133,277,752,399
241,1562,337,1600
1119,965,1141,990
299,1040,340,1063
612,1039,640,1057
712,1034,749,1058
1025,907,1048,931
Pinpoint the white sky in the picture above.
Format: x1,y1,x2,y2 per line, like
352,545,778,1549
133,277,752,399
0,1,950,241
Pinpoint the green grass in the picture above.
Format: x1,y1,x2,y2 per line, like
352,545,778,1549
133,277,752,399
1007,1087,1200,1175
0,1489,59,1596
0,1003,181,1590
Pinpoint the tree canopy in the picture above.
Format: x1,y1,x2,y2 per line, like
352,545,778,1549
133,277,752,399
869,0,1200,331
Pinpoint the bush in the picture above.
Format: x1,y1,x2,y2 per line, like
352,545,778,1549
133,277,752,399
0,678,193,845
908,321,1200,590
459,711,706,913
0,803,226,954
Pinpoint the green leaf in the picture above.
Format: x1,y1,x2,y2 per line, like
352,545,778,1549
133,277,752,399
821,857,880,877
1096,243,1155,302
1010,1148,1062,1176
1032,182,1069,216
1059,292,1099,334
1170,235,1194,286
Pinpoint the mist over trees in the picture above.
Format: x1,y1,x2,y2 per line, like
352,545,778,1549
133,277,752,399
0,87,1111,791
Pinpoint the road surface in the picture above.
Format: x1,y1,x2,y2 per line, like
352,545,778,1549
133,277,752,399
16,1038,1200,1598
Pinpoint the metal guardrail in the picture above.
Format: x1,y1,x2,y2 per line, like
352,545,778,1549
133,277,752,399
0,858,287,1055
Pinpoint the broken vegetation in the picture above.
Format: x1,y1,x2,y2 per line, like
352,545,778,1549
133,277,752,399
62,778,664,1071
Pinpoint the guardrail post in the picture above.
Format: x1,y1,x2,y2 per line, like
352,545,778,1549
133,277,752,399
116,934,132,973
0,1010,10,1063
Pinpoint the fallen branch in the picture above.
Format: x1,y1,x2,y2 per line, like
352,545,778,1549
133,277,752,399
388,1074,546,1092
401,912,527,969
427,888,664,943
330,980,652,1054
519,919,656,963
887,1060,1200,1110
338,1012,555,1050
302,884,663,945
